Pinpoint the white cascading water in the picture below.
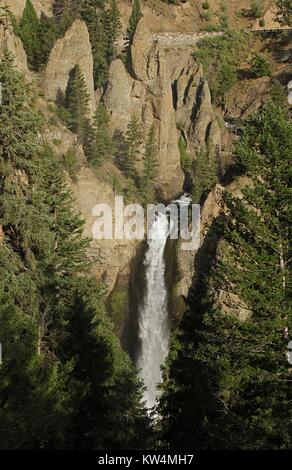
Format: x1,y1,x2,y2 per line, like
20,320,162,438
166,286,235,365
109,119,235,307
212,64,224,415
138,195,191,409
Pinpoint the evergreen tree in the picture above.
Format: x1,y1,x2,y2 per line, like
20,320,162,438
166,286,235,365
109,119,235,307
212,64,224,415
124,115,143,179
191,147,218,204
53,0,81,35
102,0,122,65
38,13,58,66
251,54,272,78
0,50,152,449
127,0,143,44
159,102,292,450
142,124,158,199
18,0,41,70
80,0,122,89
84,103,115,166
65,65,90,144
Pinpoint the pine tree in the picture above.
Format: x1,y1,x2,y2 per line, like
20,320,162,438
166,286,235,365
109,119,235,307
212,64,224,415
0,50,152,449
80,0,122,89
65,65,90,144
0,50,75,448
38,13,57,66
191,147,218,204
159,102,292,450
142,124,158,198
102,0,122,65
84,103,115,166
127,0,143,44
18,0,42,70
124,115,143,179
53,0,81,35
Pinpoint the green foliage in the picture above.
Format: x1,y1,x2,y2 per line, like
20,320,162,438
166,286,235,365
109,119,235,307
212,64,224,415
127,0,143,44
84,103,115,166
191,147,218,204
239,0,264,19
123,115,143,179
64,65,90,143
268,79,287,108
80,0,122,88
249,0,264,18
251,54,272,78
276,0,292,26
178,134,192,173
39,13,58,64
109,289,128,330
202,9,213,22
179,135,218,203
259,18,265,27
16,1,57,70
63,146,77,179
194,30,247,103
141,124,159,200
17,0,42,70
202,1,210,10
52,0,81,35
52,0,122,88
0,49,152,450
159,102,292,450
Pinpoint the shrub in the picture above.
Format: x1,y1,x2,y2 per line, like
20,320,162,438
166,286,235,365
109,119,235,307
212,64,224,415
194,30,248,103
251,54,272,78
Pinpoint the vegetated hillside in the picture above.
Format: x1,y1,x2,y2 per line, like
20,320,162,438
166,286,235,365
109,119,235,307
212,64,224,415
0,0,291,451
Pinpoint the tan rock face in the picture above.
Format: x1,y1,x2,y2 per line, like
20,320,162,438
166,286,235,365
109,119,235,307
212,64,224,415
1,0,53,18
105,19,185,200
104,59,138,134
71,165,139,294
131,19,155,82
44,19,95,115
0,24,29,74
1,0,26,19
174,56,221,156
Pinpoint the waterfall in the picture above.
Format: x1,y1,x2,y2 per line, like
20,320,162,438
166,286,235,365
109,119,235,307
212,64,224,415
137,195,191,409
137,210,170,409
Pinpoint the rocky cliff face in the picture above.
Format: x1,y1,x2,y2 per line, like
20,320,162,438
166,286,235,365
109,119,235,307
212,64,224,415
2,0,53,18
173,176,253,321
44,19,95,115
0,24,28,73
105,20,223,200
105,19,186,200
173,55,221,159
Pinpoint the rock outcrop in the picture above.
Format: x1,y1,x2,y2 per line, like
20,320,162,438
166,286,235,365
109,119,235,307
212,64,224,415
0,24,29,74
174,176,252,320
2,0,53,18
44,19,95,115
71,165,139,294
105,19,185,200
174,57,221,156
1,0,26,19
104,59,138,134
